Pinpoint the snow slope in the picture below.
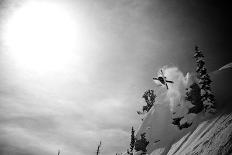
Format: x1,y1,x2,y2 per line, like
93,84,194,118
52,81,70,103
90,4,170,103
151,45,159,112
134,67,232,155
136,107,232,155
135,103,205,155
167,112,232,155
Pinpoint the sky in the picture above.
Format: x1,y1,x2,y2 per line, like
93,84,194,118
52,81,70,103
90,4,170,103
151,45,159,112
0,0,231,155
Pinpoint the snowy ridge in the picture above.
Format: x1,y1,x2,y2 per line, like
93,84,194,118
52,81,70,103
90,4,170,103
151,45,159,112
133,66,232,155
135,111,232,155
135,103,205,155
131,60,232,155
167,112,232,155
135,99,232,155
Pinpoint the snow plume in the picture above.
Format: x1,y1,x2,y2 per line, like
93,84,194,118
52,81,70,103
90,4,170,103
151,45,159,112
135,68,201,155
162,67,192,112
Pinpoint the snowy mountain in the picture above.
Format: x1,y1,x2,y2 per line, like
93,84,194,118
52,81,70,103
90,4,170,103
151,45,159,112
134,101,232,155
167,112,232,155
132,65,232,155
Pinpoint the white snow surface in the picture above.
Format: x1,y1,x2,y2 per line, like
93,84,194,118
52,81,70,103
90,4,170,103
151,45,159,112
167,113,232,155
135,103,204,155
136,107,232,155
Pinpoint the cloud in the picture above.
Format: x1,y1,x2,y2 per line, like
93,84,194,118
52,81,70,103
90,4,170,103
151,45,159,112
0,78,133,155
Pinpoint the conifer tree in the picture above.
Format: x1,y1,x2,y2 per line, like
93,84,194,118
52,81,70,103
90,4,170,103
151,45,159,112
134,133,149,153
130,126,135,152
137,90,156,115
185,82,204,114
194,46,216,113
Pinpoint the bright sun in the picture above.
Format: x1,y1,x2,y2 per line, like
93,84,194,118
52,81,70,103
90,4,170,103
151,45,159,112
3,1,80,75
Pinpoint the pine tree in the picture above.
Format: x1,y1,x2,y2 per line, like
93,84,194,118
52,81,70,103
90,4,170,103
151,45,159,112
130,126,135,152
135,133,148,152
142,90,156,109
185,82,204,114
134,133,149,153
137,90,156,115
194,46,216,113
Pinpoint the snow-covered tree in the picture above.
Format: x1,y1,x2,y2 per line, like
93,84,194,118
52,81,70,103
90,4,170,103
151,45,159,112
185,82,204,114
130,126,135,152
134,133,149,154
137,90,156,115
194,46,216,113
172,46,216,129
172,116,192,130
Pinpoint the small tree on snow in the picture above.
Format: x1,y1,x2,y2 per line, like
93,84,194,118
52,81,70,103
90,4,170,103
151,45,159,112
130,126,135,152
185,82,204,114
137,90,156,115
134,133,149,154
194,46,216,113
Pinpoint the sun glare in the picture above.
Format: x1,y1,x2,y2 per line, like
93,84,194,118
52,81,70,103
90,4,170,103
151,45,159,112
3,1,80,75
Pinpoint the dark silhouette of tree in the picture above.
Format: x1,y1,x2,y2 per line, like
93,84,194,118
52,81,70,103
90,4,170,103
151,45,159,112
185,82,204,114
172,116,193,130
130,126,135,152
179,122,192,130
96,141,102,155
172,117,184,127
134,133,149,153
173,46,217,129
194,46,216,113
137,90,156,115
